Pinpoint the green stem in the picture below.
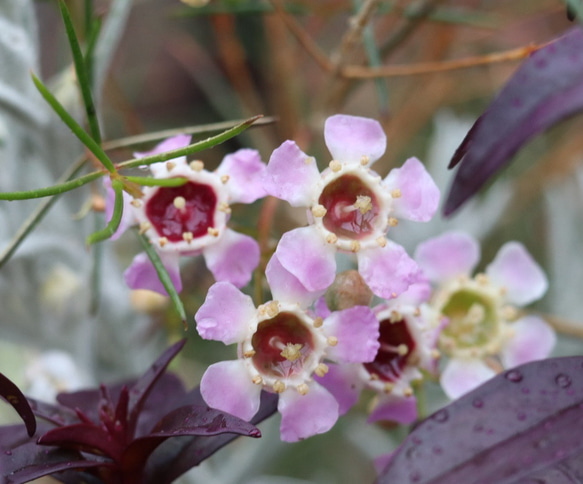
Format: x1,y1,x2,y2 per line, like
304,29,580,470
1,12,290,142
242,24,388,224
124,176,188,187
0,171,103,200
565,0,583,25
86,178,124,244
31,73,115,173
116,115,263,170
136,232,187,327
59,0,101,144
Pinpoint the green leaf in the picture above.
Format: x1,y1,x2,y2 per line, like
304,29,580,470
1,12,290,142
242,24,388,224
59,0,101,143
86,178,124,244
124,176,188,187
31,73,115,173
136,231,188,327
0,170,103,200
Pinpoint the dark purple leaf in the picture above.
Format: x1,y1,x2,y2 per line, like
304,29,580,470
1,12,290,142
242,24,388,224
444,27,583,216
127,339,187,434
28,398,78,427
144,390,279,484
121,404,262,474
0,373,36,437
38,423,124,460
6,457,107,484
378,356,583,484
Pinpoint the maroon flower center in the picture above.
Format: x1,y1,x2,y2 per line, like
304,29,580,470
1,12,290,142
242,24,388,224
318,174,380,240
145,181,217,242
363,318,417,382
251,312,314,378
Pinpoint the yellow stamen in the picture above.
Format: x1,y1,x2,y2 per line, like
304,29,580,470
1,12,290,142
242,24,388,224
313,317,323,328
190,160,204,171
360,155,370,166
315,363,329,377
220,174,230,184
280,343,303,361
388,217,398,227
243,350,256,358
376,236,387,247
327,336,338,346
391,188,402,198
329,160,342,172
182,232,193,243
297,383,309,395
311,205,327,218
130,199,142,208
350,241,360,252
166,161,176,171
207,227,219,237
252,375,263,385
354,195,372,214
173,196,186,210
326,233,338,244
273,380,286,393
158,237,168,247
139,221,151,234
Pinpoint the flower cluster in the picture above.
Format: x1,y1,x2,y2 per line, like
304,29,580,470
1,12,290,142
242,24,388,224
107,115,555,442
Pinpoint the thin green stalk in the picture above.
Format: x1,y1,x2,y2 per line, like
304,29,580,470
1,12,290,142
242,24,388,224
124,176,188,187
0,171,103,200
0,157,87,269
136,232,187,327
89,211,103,315
59,0,101,143
86,178,124,244
32,74,115,173
116,115,263,170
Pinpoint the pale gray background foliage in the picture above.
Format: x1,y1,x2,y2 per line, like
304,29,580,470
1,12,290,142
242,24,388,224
0,0,160,381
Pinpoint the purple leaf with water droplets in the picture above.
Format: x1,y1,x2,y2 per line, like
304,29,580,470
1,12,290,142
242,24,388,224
444,27,583,216
378,356,583,484
0,373,36,437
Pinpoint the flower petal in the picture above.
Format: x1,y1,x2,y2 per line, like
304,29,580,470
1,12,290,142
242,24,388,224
275,227,336,292
383,157,439,222
486,241,548,306
200,360,261,421
368,395,417,424
414,231,480,282
265,254,324,308
322,306,380,363
501,315,556,368
134,134,191,177
216,148,266,204
264,140,320,207
278,382,339,442
123,251,182,295
103,177,135,240
440,358,496,399
195,281,256,344
203,228,259,288
357,242,420,299
324,114,386,165
315,363,363,415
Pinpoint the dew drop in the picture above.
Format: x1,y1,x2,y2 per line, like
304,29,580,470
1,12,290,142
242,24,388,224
555,373,572,388
472,398,484,409
4,450,12,456
505,370,523,383
431,409,448,423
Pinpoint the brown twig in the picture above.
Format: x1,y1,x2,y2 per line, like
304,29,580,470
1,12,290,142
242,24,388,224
538,313,583,340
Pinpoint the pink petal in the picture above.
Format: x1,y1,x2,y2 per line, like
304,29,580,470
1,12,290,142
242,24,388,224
322,306,380,363
383,157,440,222
265,254,324,308
486,242,548,306
264,140,320,207
134,134,191,177
501,316,556,368
324,114,386,165
203,228,259,288
216,148,266,204
314,296,332,318
275,227,336,292
200,360,261,421
195,281,256,344
357,242,420,299
278,382,339,442
123,251,182,295
440,358,496,399
103,177,134,240
394,279,432,306
368,395,418,424
414,231,480,282
315,363,363,415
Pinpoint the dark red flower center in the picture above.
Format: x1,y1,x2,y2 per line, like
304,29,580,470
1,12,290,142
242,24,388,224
145,181,217,242
318,174,380,240
363,318,417,382
252,312,314,378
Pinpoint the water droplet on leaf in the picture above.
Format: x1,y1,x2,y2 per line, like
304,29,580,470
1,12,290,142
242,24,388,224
431,409,448,423
555,373,572,388
505,369,523,382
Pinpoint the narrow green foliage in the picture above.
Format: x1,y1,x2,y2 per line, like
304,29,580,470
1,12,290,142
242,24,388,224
86,178,124,244
31,74,115,173
59,0,101,143
136,231,188,327
0,171,103,200
565,0,583,25
117,115,264,170
124,176,189,187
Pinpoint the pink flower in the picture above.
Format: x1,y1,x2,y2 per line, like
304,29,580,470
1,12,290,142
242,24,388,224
316,282,441,425
105,135,266,295
415,230,555,399
263,114,440,300
194,262,380,442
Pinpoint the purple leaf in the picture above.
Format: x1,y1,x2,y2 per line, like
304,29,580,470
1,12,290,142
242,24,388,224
28,398,79,427
378,356,583,484
444,27,583,216
0,373,36,437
